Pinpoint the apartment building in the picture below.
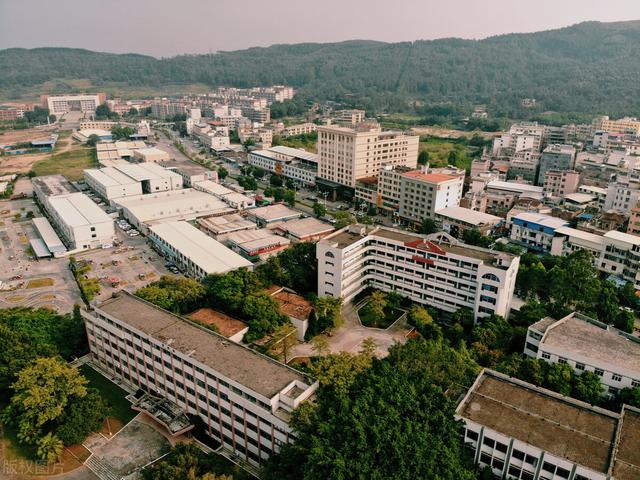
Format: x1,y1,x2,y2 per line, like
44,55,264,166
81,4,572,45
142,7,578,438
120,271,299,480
317,123,419,188
333,109,366,126
317,226,519,320
536,144,576,185
248,147,318,186
510,212,569,253
457,369,640,480
82,292,317,467
507,150,540,183
435,206,502,238
151,99,186,119
42,93,106,115
628,203,640,236
604,170,640,213
281,122,317,138
399,171,463,222
592,115,640,135
524,312,640,397
578,185,608,210
543,170,580,198
492,122,545,157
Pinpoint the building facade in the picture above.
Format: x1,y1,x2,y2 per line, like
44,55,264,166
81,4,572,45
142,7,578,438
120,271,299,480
82,293,317,467
536,144,576,186
509,213,569,253
317,226,519,320
42,93,106,115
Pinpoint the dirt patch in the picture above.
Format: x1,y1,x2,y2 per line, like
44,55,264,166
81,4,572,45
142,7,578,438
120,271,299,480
100,417,125,439
6,295,25,302
188,308,247,338
26,278,54,289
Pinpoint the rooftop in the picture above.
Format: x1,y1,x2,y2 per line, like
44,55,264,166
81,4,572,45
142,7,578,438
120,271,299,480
512,212,569,229
401,171,458,183
111,163,180,182
48,193,114,227
268,146,319,163
32,217,66,253
226,229,290,253
188,308,248,338
32,175,75,197
538,313,640,374
457,370,619,473
197,214,256,235
554,227,604,246
96,292,312,398
194,180,234,197
612,407,640,480
149,221,252,274
604,230,640,247
267,286,313,321
248,204,302,222
435,206,502,226
486,180,544,195
276,217,334,239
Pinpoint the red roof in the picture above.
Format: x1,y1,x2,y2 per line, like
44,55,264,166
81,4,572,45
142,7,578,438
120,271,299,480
401,171,457,183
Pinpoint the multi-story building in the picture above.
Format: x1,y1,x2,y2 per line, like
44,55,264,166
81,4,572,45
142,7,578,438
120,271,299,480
435,206,503,238
316,123,419,189
492,122,545,157
281,122,317,138
524,312,640,397
0,106,21,121
82,292,317,467
248,146,318,186
42,93,106,115
507,150,540,183
578,185,608,210
84,163,183,201
509,212,569,253
398,170,463,223
151,99,186,119
317,226,519,320
457,369,640,480
592,115,640,135
536,144,576,185
333,109,366,126
628,203,640,236
604,170,640,213
543,170,580,198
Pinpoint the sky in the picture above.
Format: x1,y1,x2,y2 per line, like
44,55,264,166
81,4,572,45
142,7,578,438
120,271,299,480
1,0,640,58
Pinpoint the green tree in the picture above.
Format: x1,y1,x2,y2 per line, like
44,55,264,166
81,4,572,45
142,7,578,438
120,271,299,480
312,202,326,218
366,290,387,320
284,189,296,206
572,371,604,404
462,228,492,247
256,242,318,294
417,150,430,166
86,134,100,147
309,296,343,337
308,352,373,395
242,294,289,342
418,217,438,234
408,305,442,340
614,309,635,334
136,276,206,314
55,389,109,445
36,433,64,463
111,125,134,140
544,362,574,396
270,174,283,187
217,166,228,180
547,250,600,311
333,211,355,229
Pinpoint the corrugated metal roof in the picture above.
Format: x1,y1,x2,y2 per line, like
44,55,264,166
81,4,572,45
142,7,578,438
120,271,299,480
32,217,67,253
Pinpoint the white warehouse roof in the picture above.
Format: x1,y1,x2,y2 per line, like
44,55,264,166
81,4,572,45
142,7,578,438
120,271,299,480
436,206,502,226
48,193,114,227
150,221,252,274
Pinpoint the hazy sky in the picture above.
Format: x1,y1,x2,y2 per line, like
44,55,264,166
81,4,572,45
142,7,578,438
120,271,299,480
1,0,640,57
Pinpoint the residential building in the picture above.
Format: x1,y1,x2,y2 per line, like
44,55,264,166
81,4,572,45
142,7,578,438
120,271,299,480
317,226,519,320
150,99,186,119
509,212,569,253
628,203,640,236
592,115,640,135
507,150,540,183
149,221,252,278
578,185,608,209
399,170,463,222
435,207,502,238
115,189,233,232
46,193,115,250
248,147,318,186
333,109,366,126
316,123,419,189
0,106,21,121
525,312,640,397
543,170,580,198
281,123,317,138
492,122,545,157
536,144,576,185
82,292,317,467
457,369,640,480
42,93,106,115
604,170,640,213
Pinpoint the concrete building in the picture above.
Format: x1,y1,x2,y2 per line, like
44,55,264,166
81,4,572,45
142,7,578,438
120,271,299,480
604,170,640,214
226,229,291,262
31,217,67,257
592,115,640,135
132,147,171,163
435,206,502,238
537,145,576,186
317,226,519,320
82,292,317,467
32,175,75,207
525,312,640,397
160,161,216,187
543,170,580,198
248,147,319,186
578,185,608,210
399,171,463,222
149,221,252,278
267,286,312,341
510,213,569,253
316,123,419,189
193,181,255,210
96,141,148,163
272,217,335,242
197,214,256,240
281,123,317,138
628,203,640,236
246,205,302,227
333,109,366,126
457,369,640,480
42,93,106,115
46,193,115,251
115,189,233,232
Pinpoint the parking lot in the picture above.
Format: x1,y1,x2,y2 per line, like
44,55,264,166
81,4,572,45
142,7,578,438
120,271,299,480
0,197,82,312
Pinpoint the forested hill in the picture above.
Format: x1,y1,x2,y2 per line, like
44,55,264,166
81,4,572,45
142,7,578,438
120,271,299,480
2,20,640,116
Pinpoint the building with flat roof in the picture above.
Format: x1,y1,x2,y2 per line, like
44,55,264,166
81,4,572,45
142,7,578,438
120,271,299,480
31,217,67,257
226,229,291,262
46,193,115,250
197,214,256,240
42,93,106,115
537,144,576,186
543,170,580,198
248,147,318,186
317,226,519,320
193,180,255,210
510,212,570,253
115,189,233,232
82,292,317,467
435,206,502,238
267,286,312,341
272,217,335,242
149,221,252,278
456,369,640,480
525,312,640,397
246,204,302,227
132,147,171,163
316,122,419,189
96,141,148,163
188,308,248,343
32,175,75,207
160,161,216,187
85,163,183,201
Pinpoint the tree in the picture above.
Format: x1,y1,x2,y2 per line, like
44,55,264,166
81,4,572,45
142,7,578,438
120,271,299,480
408,305,442,340
462,228,492,247
366,290,387,320
37,433,64,463
5,357,87,443
55,389,109,445
309,352,373,396
312,202,326,218
95,103,117,121
283,189,296,206
136,276,206,314
572,371,604,404
86,134,100,147
333,211,355,229
269,174,283,187
242,294,289,342
418,217,438,234
217,166,228,180
142,443,239,480
310,335,330,356
615,309,635,334
547,250,600,311
111,125,134,140
256,242,318,294
544,362,574,397
359,337,378,356
417,150,430,166
309,296,342,337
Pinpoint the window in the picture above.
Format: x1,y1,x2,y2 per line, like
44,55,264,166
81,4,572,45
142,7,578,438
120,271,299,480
482,437,495,448
325,251,335,258
558,357,567,364
512,449,525,461
612,374,622,382
541,352,551,360
595,369,604,377
576,363,585,370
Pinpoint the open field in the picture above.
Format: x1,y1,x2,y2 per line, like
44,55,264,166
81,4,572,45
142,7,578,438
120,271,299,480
79,364,136,425
32,147,95,180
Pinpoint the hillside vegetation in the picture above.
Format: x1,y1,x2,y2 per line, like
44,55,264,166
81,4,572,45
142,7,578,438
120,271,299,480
2,21,640,116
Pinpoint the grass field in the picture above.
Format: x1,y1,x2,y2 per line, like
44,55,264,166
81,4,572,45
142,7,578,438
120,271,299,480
419,136,473,171
79,364,136,424
26,277,54,289
32,147,95,180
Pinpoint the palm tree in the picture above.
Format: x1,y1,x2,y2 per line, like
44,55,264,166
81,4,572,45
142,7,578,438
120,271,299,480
37,433,64,463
